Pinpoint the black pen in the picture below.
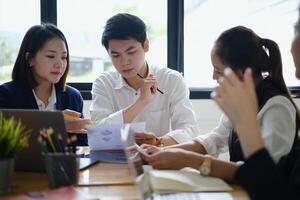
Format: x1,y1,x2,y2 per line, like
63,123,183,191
136,72,164,94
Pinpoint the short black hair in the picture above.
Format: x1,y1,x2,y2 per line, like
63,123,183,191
12,23,70,91
101,13,147,50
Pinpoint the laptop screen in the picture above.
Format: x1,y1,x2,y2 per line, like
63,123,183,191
0,109,67,172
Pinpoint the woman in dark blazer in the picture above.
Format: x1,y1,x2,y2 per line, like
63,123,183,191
0,24,91,145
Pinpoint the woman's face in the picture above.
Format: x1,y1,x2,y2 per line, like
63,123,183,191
211,45,245,83
291,29,300,79
211,46,226,83
29,38,68,86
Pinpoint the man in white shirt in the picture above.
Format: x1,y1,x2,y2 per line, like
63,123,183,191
90,13,199,146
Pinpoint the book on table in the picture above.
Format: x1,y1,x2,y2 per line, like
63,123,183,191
143,168,232,194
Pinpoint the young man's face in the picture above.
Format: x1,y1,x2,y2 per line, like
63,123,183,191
107,38,149,79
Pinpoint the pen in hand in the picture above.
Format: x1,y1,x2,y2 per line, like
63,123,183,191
136,72,164,94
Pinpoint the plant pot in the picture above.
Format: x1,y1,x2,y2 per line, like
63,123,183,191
0,158,14,196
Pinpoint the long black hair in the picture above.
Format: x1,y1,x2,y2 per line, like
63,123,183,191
215,26,300,125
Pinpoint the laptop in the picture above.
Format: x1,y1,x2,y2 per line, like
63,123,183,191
120,124,233,200
0,109,68,172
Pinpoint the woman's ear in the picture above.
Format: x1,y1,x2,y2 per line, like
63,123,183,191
143,39,149,52
25,52,33,67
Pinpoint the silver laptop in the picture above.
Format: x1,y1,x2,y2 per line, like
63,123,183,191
120,124,233,200
0,109,68,172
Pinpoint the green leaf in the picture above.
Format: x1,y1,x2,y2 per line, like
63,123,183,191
0,113,31,159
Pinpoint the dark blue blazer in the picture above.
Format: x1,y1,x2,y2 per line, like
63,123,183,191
0,81,87,146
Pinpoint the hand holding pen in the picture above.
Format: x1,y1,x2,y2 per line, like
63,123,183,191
135,70,164,94
138,74,160,104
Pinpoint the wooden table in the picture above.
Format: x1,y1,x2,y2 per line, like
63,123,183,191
5,162,249,200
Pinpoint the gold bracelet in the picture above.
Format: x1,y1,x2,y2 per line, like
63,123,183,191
155,137,164,147
159,137,165,147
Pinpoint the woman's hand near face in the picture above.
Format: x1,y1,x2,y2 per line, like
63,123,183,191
211,68,258,135
211,68,264,158
63,109,92,133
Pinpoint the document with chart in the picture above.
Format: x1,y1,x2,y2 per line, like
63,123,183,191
87,122,145,150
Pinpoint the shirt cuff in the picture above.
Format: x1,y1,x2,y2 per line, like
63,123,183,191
95,109,124,124
166,129,194,143
194,136,219,157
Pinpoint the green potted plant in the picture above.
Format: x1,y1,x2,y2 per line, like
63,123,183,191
0,113,30,195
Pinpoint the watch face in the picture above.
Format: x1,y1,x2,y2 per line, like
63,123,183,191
200,166,210,176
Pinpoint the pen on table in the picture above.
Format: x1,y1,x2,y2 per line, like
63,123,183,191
136,72,164,94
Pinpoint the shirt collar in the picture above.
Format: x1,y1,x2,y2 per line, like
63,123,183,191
32,84,57,110
114,73,128,90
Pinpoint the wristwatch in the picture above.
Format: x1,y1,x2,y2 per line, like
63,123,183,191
199,155,212,176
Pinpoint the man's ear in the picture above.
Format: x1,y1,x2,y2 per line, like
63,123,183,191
143,39,149,52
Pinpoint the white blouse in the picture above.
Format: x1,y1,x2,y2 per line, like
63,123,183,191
195,96,296,163
32,85,56,111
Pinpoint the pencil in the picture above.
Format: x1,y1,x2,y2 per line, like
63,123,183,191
38,136,48,154
46,129,56,152
56,133,65,153
136,72,164,94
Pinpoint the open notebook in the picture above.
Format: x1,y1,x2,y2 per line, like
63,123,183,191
120,124,233,200
147,169,232,193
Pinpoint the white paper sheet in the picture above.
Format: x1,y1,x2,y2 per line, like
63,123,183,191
87,122,146,150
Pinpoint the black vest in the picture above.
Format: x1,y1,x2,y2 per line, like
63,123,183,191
228,77,297,162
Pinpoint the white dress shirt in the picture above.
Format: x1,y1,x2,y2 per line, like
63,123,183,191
195,96,296,163
32,84,56,111
90,64,200,143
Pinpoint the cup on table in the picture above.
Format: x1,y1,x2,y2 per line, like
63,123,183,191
44,153,78,189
